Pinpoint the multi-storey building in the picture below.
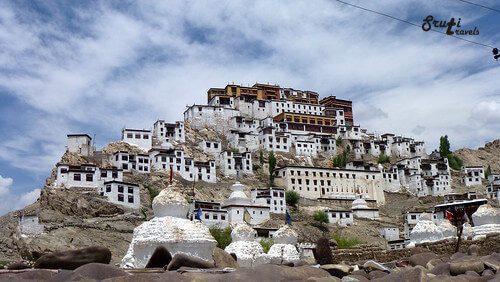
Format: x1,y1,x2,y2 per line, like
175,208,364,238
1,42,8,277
320,95,354,126
153,120,185,145
67,134,94,157
122,129,152,151
462,166,485,186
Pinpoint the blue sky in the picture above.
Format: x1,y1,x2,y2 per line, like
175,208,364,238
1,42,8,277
0,0,499,215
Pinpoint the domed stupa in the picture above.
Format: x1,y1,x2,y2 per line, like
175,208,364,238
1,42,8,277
437,220,457,239
267,225,300,263
120,186,216,268
409,213,443,244
471,204,500,240
224,223,263,267
351,196,380,219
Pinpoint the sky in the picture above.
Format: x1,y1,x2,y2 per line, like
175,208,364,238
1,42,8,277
0,0,499,215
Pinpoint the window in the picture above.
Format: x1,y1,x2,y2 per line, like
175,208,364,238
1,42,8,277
135,134,141,138
101,171,107,178
128,187,134,194
128,195,134,203
74,174,81,181
106,185,111,192
122,163,128,170
86,174,93,182
112,171,118,178
127,133,133,138
213,214,218,220
118,194,124,202
221,215,226,220
410,215,417,220
205,213,209,219
143,134,149,139
118,185,124,193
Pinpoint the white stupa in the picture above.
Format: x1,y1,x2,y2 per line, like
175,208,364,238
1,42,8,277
352,196,379,219
224,223,264,267
409,213,443,244
120,186,216,268
266,225,300,263
471,204,500,240
437,220,457,239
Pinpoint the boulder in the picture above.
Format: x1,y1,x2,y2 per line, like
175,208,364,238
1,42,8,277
363,260,390,272
429,274,475,282
213,247,239,269
0,269,57,281
350,269,368,278
465,270,480,277
307,277,341,282
371,267,425,282
341,275,369,282
34,246,112,270
165,253,215,271
50,263,128,281
480,253,500,272
7,262,31,270
450,259,484,275
102,272,190,282
367,270,388,280
320,264,351,278
145,246,172,268
409,252,437,267
467,244,479,256
481,269,495,277
430,262,450,275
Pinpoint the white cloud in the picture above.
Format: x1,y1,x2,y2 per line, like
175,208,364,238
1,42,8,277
0,1,498,200
0,175,40,216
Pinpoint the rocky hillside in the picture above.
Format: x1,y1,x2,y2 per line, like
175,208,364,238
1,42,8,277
454,139,500,172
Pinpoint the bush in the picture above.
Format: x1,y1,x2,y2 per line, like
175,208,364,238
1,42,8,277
314,237,333,265
145,185,160,208
377,154,390,164
268,151,277,186
286,191,300,207
313,210,329,224
209,227,232,249
332,151,348,168
331,232,362,249
336,136,343,147
260,238,274,253
447,153,463,170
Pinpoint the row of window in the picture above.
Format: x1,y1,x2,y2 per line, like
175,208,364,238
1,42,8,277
126,133,149,139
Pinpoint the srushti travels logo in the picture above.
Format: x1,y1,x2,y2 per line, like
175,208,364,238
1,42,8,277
422,15,479,35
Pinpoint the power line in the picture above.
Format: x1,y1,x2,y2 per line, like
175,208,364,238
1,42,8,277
454,0,500,14
333,0,496,49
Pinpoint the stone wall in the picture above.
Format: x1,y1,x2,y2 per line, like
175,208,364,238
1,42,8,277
331,233,500,264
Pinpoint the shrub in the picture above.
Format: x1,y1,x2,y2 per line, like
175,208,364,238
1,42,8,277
332,151,348,168
286,191,300,207
336,136,343,147
145,185,160,208
485,165,492,179
268,151,277,186
377,154,390,164
260,238,274,253
447,153,463,170
314,237,333,265
331,232,362,249
313,210,329,224
209,227,232,249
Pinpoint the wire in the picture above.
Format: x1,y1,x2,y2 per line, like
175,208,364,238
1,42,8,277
454,0,500,14
333,0,496,49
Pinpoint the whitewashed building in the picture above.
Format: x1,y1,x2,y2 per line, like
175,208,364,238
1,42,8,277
122,129,152,151
153,120,185,145
273,165,386,205
184,104,240,133
99,181,141,209
462,166,484,186
193,201,229,228
219,150,253,177
67,134,94,156
251,187,286,214
380,227,400,241
199,140,222,158
110,151,150,173
326,209,353,226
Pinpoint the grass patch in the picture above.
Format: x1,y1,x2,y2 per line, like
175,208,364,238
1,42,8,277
0,261,10,269
209,227,232,249
260,238,274,253
331,232,362,249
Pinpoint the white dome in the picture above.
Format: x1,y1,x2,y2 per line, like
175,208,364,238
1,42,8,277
152,186,189,218
231,223,257,242
472,204,500,226
273,225,298,245
352,198,368,209
410,218,443,244
437,220,457,239
224,182,251,206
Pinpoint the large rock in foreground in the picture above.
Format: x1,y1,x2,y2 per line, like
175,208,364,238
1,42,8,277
34,246,111,270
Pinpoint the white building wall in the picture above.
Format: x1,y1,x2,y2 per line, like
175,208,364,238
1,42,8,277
327,210,353,226
122,129,152,151
463,166,484,186
184,105,240,133
225,206,269,225
67,135,93,156
100,181,141,209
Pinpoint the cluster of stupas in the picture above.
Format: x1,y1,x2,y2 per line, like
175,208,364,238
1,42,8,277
408,204,500,246
225,224,300,267
120,183,301,269
121,186,216,268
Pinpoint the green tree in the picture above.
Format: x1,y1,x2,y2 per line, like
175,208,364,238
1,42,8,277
485,165,492,179
439,135,451,157
447,154,463,170
336,136,343,147
286,190,300,207
313,210,329,224
259,150,264,164
209,227,232,249
377,154,390,164
268,151,277,186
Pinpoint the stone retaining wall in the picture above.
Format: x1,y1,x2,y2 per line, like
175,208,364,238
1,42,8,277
332,233,500,263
